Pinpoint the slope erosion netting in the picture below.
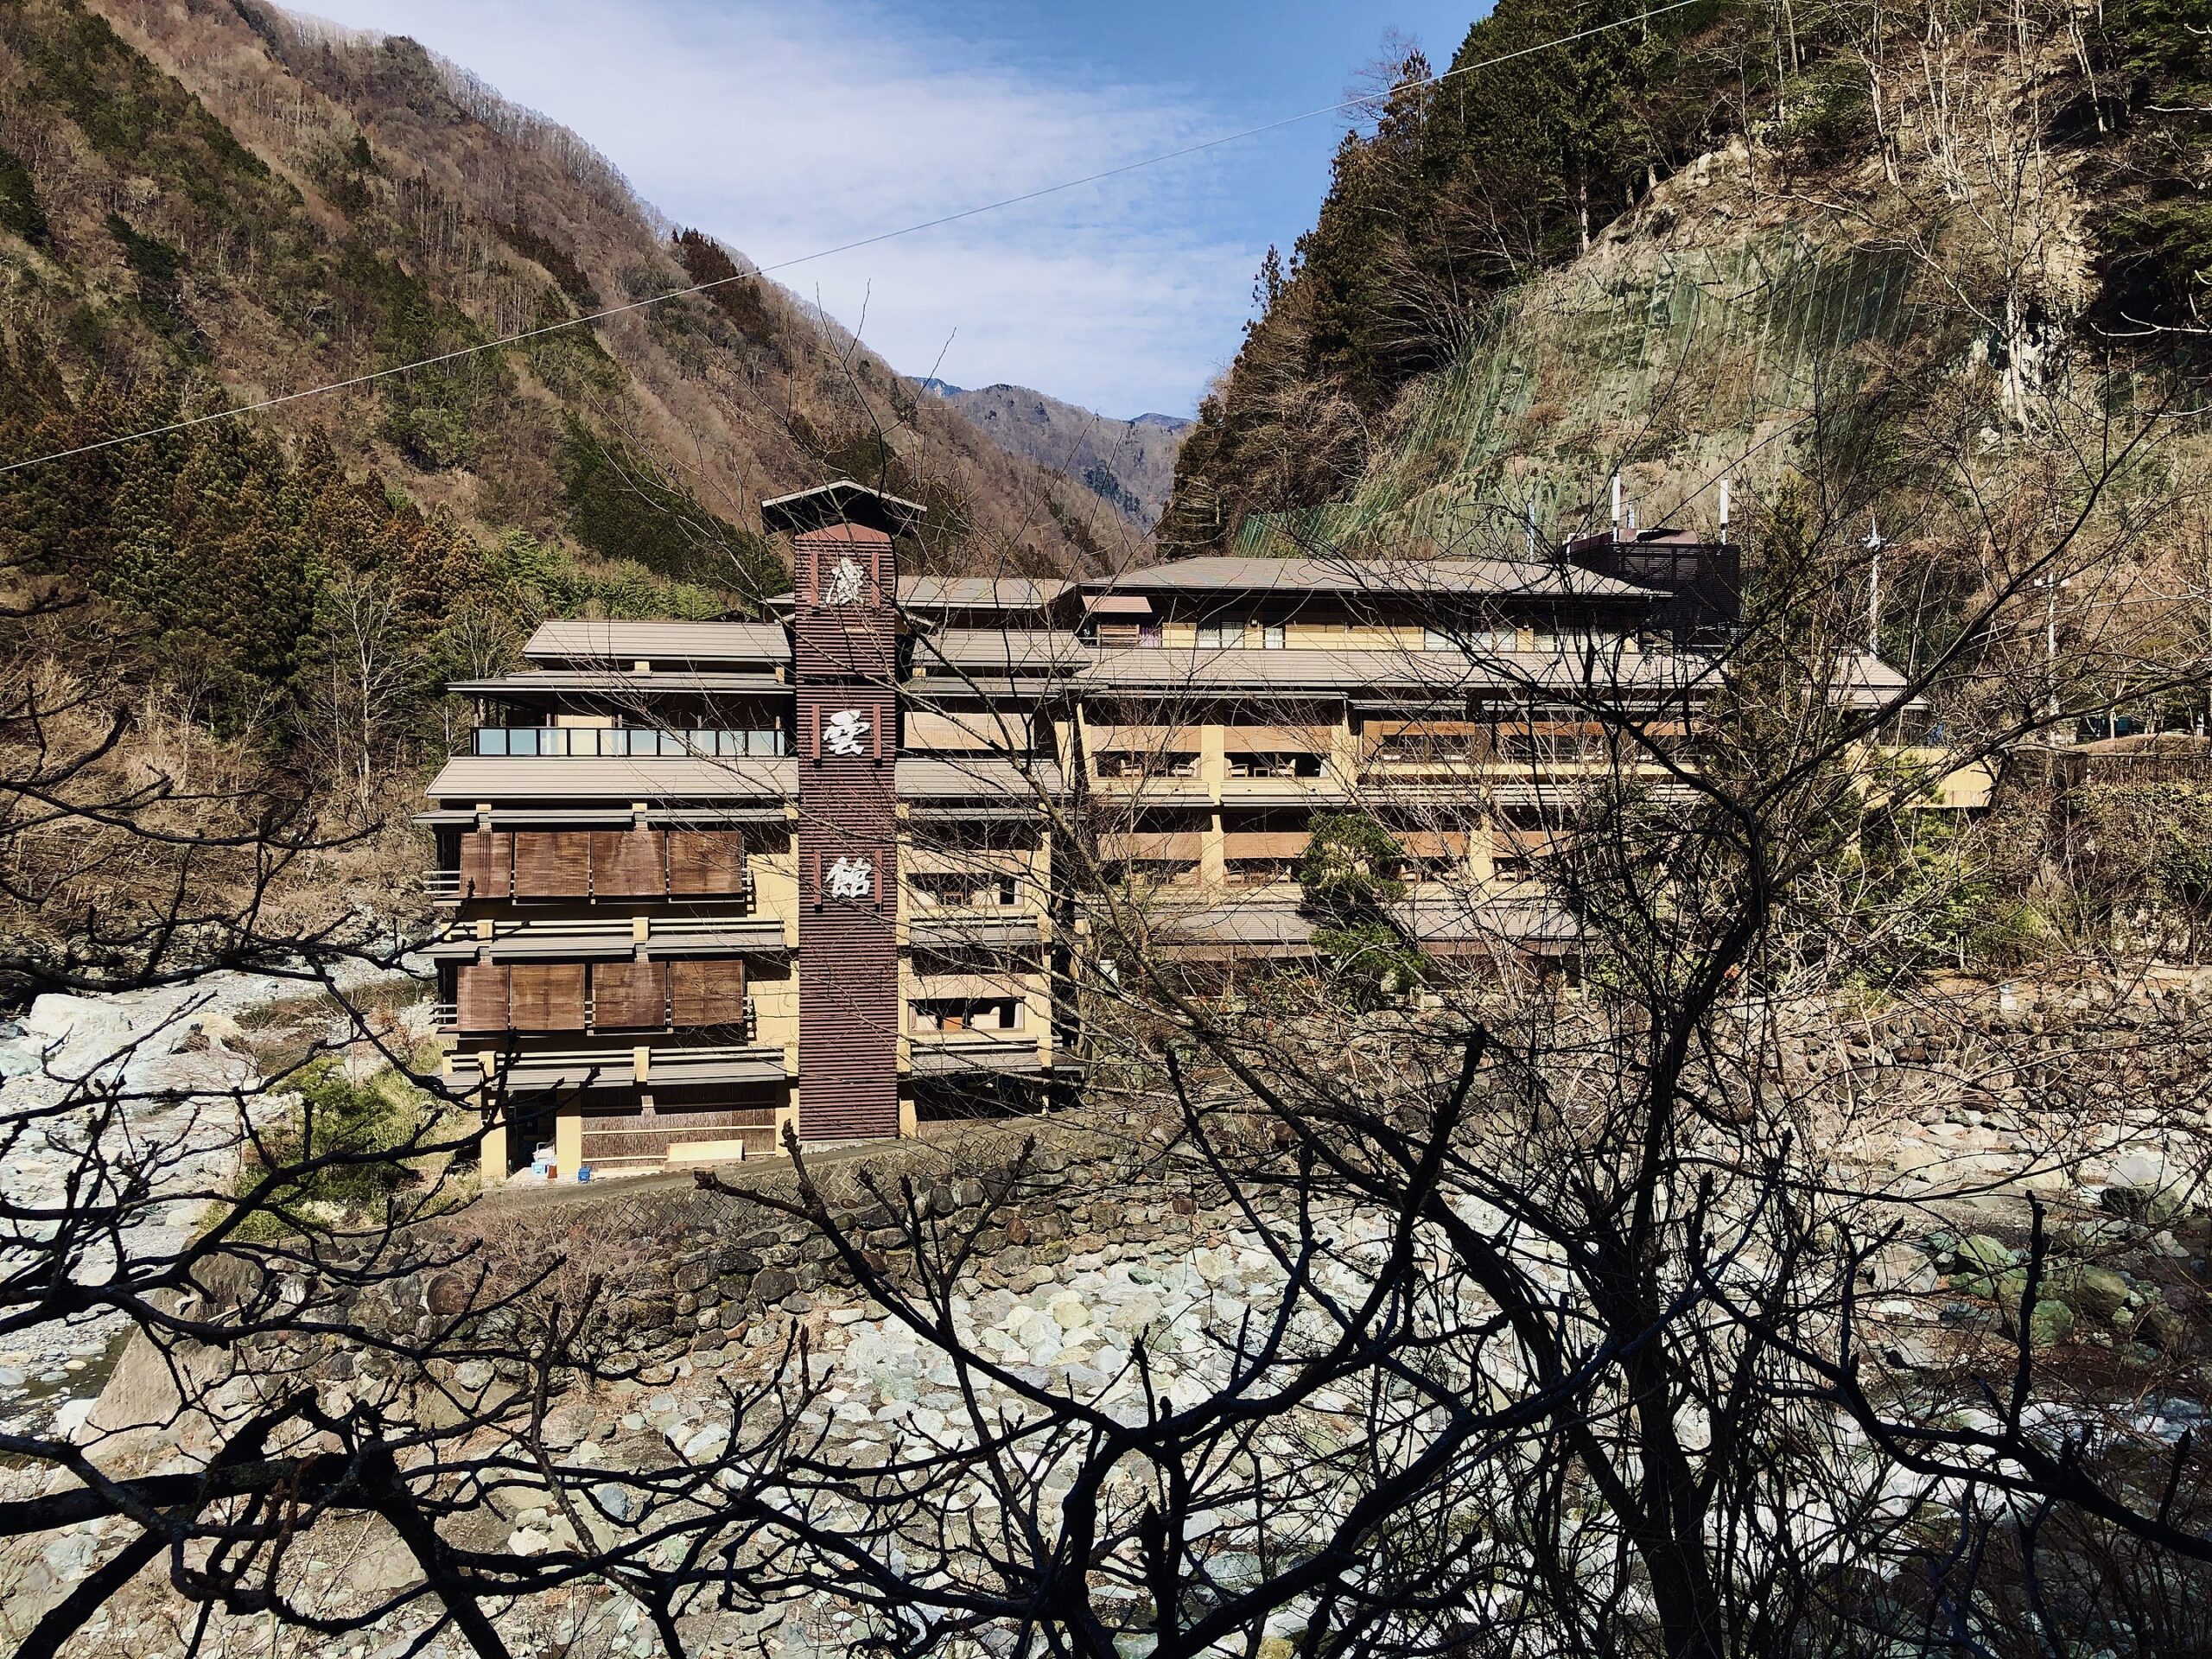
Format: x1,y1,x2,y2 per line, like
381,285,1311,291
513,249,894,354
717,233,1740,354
1238,208,1934,556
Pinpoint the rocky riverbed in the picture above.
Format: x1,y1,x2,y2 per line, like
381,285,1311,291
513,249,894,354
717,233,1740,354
0,964,429,1438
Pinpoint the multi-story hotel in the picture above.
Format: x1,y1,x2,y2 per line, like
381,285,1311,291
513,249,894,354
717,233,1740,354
423,480,1934,1180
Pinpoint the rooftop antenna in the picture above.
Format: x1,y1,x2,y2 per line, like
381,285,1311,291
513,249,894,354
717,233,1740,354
1718,478,1731,545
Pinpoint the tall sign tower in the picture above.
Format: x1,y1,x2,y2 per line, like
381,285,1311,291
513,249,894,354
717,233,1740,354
763,481,919,1141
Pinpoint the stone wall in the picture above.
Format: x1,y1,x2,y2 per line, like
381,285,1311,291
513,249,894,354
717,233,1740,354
357,1122,1231,1372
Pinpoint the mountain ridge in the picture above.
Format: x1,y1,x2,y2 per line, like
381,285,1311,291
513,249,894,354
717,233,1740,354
0,0,1135,581
920,378,1191,529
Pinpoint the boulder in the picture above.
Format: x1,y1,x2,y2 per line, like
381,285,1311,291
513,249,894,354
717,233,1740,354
2028,1300,2075,1349
2051,1262,2131,1325
1956,1233,2017,1274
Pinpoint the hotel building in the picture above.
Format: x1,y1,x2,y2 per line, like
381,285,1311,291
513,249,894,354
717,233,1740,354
423,480,1934,1179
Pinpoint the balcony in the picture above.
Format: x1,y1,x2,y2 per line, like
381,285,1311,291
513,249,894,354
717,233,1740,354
470,727,788,758
442,965,756,1039
428,828,753,905
427,863,755,907
907,1028,1047,1077
450,1039,787,1092
426,914,787,960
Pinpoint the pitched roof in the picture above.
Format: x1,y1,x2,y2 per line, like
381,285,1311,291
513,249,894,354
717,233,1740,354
523,620,790,666
452,671,788,698
914,630,1096,677
899,576,1072,610
896,757,1065,800
760,479,925,537
1084,556,1657,601
425,756,794,804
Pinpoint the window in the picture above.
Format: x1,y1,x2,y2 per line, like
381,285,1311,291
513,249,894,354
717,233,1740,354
1226,752,1322,779
1261,622,1286,650
912,998,1021,1033
1197,618,1242,648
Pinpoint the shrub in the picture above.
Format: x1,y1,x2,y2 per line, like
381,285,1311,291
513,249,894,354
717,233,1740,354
239,1059,428,1222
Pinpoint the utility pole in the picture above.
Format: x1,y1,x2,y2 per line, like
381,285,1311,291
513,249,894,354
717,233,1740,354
1862,514,1884,656
2031,572,2073,741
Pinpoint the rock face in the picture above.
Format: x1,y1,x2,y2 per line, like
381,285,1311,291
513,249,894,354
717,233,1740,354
0,963,423,1437
924,381,1192,530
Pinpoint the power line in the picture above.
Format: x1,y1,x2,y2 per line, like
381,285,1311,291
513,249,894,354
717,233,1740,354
0,0,1703,480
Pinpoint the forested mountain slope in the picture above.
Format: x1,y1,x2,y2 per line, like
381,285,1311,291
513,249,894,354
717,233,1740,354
0,0,1127,746
1161,0,2210,557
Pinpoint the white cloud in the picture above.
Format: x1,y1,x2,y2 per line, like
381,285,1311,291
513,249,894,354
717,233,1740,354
295,0,1261,416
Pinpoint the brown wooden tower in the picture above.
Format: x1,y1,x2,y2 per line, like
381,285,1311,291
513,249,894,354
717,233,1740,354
765,482,919,1141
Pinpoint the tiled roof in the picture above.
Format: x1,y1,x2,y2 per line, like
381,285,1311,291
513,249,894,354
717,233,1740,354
899,576,1073,609
895,757,1065,800
913,630,1096,676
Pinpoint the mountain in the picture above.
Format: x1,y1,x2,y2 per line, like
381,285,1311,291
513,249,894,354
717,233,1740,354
923,380,1192,529
0,0,1136,609
1161,0,2210,556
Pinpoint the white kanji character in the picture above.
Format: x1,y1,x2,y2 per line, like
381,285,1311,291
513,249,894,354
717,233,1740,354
822,555,867,606
823,708,870,756
826,855,874,900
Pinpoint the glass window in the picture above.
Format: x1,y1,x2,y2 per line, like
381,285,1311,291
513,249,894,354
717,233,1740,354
1196,619,1241,648
1262,623,1286,650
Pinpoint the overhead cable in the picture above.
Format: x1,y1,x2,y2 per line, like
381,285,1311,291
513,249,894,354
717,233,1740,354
0,0,1704,478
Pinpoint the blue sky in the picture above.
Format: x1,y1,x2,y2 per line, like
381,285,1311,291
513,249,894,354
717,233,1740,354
297,0,1487,418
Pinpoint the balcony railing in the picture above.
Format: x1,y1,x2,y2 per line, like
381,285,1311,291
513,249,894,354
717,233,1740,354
423,855,755,907
472,728,788,759
435,994,758,1042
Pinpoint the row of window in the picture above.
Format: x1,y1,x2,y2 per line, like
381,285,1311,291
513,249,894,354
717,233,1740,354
475,728,790,758
912,998,1024,1033
1086,624,1632,652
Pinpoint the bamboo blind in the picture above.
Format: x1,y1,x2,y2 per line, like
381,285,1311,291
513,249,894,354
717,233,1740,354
670,959,747,1027
455,963,509,1033
509,963,588,1030
667,831,745,895
589,830,666,897
513,833,591,898
460,832,512,899
590,960,668,1029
